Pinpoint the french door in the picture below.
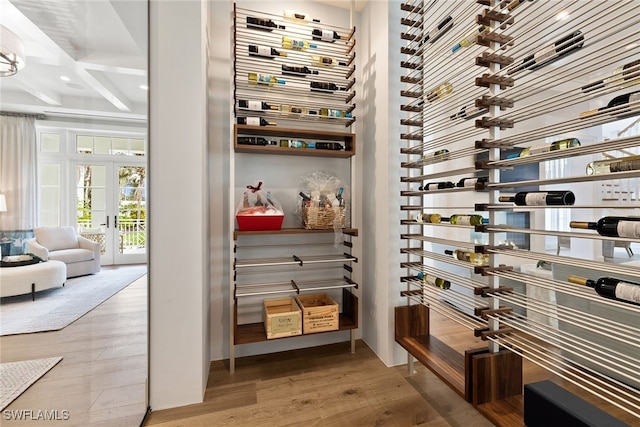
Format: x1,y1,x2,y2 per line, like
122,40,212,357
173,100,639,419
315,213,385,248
75,161,147,265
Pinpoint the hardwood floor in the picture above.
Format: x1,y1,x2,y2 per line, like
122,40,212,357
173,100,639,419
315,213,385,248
0,269,147,427
144,340,495,427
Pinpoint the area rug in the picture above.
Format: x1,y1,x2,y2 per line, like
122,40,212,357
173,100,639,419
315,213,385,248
0,264,146,336
0,357,62,410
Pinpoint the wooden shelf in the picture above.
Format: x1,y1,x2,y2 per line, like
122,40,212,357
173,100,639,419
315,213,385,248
234,124,356,157
235,289,358,345
234,227,358,239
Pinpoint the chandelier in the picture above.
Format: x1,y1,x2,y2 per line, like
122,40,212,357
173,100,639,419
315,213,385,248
0,26,25,77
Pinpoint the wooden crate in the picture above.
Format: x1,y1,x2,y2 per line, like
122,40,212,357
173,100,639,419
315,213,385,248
263,297,302,339
295,293,339,334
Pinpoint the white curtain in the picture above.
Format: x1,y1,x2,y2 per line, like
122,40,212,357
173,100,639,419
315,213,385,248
0,115,37,230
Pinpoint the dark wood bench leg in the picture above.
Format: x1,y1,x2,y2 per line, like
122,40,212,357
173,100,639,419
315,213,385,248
31,283,35,301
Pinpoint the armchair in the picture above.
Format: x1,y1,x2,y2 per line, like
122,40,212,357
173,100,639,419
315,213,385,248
27,226,101,278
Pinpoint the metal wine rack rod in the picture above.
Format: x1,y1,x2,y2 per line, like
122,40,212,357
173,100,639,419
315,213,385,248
486,246,640,277
235,277,357,298
403,291,486,331
400,233,478,250
487,332,640,419
235,253,356,269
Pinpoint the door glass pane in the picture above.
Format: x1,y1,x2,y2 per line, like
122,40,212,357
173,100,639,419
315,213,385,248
112,137,129,155
76,164,107,232
77,135,93,153
40,163,61,226
40,133,60,152
95,136,111,155
119,165,146,254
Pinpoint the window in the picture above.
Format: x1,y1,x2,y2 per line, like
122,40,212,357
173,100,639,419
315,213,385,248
76,135,146,156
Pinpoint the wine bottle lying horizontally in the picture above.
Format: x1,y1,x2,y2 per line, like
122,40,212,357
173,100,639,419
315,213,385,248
508,30,584,75
413,213,445,224
419,182,454,191
238,99,278,111
581,59,640,93
283,10,320,24
246,16,285,31
281,64,318,76
281,37,317,51
499,190,575,206
248,72,285,86
446,214,489,226
506,138,580,158
450,103,488,121
579,90,640,119
568,275,640,305
586,154,640,175
312,28,348,42
237,137,277,146
422,16,453,44
451,25,488,53
237,117,276,127
570,216,640,239
417,272,451,289
248,45,287,58
456,177,488,187
445,249,489,266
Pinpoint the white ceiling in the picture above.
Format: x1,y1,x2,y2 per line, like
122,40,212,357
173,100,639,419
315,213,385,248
0,0,148,122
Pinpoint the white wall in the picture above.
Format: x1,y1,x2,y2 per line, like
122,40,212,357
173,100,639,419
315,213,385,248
358,0,406,367
149,0,209,410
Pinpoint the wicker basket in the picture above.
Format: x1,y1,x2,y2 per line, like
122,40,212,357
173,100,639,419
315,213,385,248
303,205,346,229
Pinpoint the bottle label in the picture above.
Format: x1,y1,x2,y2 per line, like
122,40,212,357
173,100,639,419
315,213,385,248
246,117,260,126
423,274,437,287
534,45,556,63
426,184,438,190
630,93,640,113
610,159,640,173
463,178,478,187
615,282,640,304
291,39,305,50
455,215,471,225
247,100,261,110
257,46,271,56
617,221,640,238
321,29,333,41
257,73,270,84
528,145,552,155
524,192,548,206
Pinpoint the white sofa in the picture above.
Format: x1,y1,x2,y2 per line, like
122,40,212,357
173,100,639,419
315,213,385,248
27,226,101,278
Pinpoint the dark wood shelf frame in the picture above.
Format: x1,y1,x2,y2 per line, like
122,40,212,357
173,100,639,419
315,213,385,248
234,125,356,158
235,289,358,345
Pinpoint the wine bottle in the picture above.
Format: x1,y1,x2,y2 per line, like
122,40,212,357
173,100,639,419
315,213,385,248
507,138,580,158
248,72,285,86
422,16,453,44
503,0,534,11
586,155,640,175
282,37,317,51
424,82,453,103
450,104,488,121
237,137,276,146
280,139,315,149
280,105,311,115
238,99,278,111
248,45,287,58
315,142,344,150
413,213,444,224
246,16,285,31
310,81,346,93
579,90,640,119
570,216,640,239
451,25,489,52
237,117,276,127
283,10,320,24
498,191,575,206
568,275,640,305
508,30,584,75
419,182,454,191
423,149,450,160
444,249,489,266
581,59,640,93
417,272,451,289
311,55,347,68
319,108,352,118
312,28,347,43
447,214,489,226
456,177,488,187
281,64,319,76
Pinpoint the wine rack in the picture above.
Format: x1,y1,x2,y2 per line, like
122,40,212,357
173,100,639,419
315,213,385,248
234,5,356,130
398,0,640,425
229,4,359,373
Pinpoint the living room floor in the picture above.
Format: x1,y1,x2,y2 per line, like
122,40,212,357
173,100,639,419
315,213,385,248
0,274,147,426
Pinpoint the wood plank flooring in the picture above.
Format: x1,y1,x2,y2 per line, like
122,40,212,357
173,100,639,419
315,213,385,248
144,340,496,427
0,269,148,427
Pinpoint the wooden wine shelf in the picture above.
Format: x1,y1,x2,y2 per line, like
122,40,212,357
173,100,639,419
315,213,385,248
234,124,356,157
234,289,358,345
234,227,358,240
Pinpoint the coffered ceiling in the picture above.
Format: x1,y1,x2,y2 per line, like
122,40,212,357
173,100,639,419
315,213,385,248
0,0,148,122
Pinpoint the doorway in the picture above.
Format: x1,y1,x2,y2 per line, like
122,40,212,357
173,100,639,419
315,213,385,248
76,161,146,265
